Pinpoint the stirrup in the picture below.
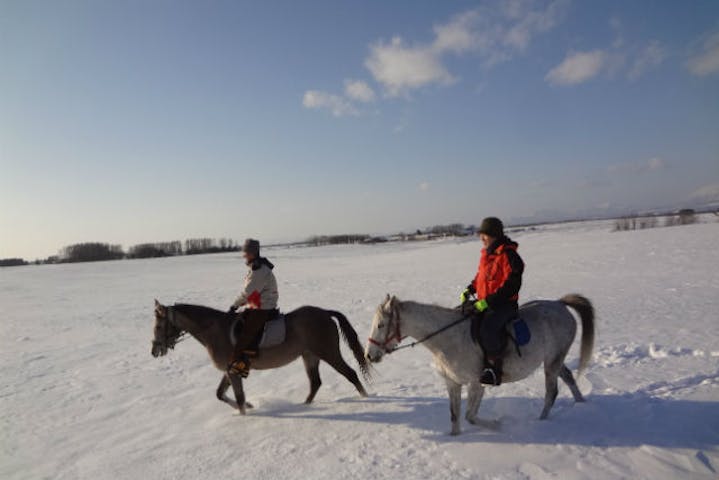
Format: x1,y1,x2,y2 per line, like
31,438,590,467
480,367,501,386
228,358,250,378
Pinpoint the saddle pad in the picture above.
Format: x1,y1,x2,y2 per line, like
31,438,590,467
511,318,531,346
257,315,286,349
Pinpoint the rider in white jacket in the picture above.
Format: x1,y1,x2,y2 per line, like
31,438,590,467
228,239,279,377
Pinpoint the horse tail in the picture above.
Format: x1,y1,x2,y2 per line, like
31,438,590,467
559,294,595,375
327,310,372,381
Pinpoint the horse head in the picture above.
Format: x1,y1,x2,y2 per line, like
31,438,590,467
151,299,184,358
365,294,403,363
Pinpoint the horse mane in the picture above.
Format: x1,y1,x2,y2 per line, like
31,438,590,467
401,300,460,317
172,303,230,329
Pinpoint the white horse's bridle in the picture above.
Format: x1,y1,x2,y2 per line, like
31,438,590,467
367,307,405,353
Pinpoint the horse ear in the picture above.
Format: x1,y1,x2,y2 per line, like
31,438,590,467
389,295,400,318
382,294,391,310
154,299,166,317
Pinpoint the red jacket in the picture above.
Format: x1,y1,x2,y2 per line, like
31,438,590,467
472,237,524,307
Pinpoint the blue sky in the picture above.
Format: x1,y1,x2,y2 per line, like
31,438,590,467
1,0,718,259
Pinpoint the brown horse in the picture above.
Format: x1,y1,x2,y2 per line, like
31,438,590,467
151,300,370,414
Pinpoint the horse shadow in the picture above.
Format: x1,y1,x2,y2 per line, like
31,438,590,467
250,392,719,451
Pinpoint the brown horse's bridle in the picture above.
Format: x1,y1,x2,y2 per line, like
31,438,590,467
153,306,186,353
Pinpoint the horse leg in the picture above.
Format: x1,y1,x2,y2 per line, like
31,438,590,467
465,381,485,425
540,358,562,420
216,374,233,407
319,348,367,398
445,378,462,436
228,373,247,415
559,364,585,403
302,352,322,404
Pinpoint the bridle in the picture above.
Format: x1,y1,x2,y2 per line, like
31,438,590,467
368,302,471,355
153,306,188,353
367,306,405,354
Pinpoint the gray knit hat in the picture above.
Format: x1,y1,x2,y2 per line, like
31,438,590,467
478,217,504,238
242,238,260,256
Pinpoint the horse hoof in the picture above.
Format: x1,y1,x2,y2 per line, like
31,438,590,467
450,429,461,436
467,417,501,430
245,402,254,409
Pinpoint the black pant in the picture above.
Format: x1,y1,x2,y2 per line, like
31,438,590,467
234,309,278,356
474,302,518,358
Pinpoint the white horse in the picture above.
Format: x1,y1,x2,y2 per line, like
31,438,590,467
364,294,594,435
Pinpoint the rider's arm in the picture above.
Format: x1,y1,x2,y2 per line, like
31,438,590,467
486,250,524,308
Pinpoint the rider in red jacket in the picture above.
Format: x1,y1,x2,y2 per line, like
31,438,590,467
461,217,524,386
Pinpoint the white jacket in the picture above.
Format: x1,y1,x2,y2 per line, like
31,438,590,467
232,257,279,310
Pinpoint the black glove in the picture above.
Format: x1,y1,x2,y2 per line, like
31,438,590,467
461,300,477,316
227,305,238,314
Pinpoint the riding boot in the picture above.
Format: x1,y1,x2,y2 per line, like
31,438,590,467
480,356,503,386
228,352,251,378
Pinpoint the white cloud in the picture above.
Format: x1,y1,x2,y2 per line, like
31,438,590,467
365,37,454,96
545,50,607,86
432,10,480,54
302,90,357,117
305,2,570,109
501,0,569,50
690,182,719,202
418,181,430,192
628,40,665,80
365,0,569,96
344,79,376,103
687,31,719,76
547,20,667,87
608,157,668,174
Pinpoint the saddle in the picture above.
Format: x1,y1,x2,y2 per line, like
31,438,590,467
230,313,287,351
471,316,531,357
257,315,286,349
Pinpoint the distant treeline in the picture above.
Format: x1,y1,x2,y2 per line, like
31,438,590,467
0,258,28,267
1,238,242,267
614,209,697,231
3,213,713,267
62,243,125,263
305,224,477,247
306,234,371,246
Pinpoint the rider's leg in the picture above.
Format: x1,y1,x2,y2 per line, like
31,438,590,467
479,303,516,385
229,310,270,376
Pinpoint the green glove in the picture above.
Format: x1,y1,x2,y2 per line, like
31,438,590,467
474,299,489,312
460,288,471,303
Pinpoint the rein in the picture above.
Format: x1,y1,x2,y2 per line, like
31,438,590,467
369,303,471,354
389,315,470,353
168,307,190,345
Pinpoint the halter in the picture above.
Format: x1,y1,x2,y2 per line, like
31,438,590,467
367,306,405,353
153,306,188,352
368,303,471,354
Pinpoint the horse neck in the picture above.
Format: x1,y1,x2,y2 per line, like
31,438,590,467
171,308,215,346
398,301,458,349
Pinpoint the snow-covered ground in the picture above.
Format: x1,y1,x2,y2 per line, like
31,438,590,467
2,219,718,479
